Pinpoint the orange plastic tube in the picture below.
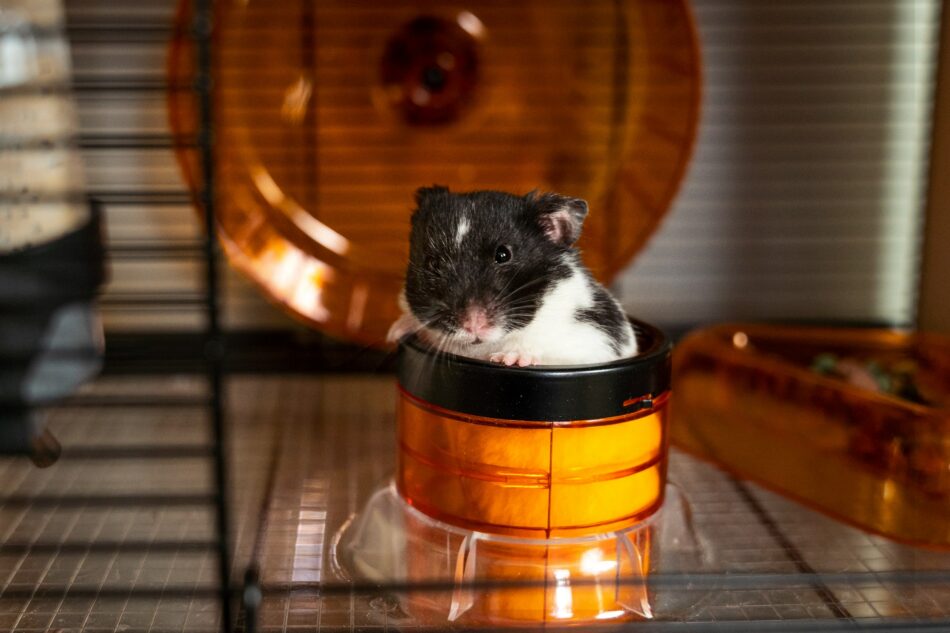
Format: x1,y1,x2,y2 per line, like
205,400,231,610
397,389,669,539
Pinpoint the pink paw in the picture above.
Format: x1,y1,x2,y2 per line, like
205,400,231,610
489,351,536,367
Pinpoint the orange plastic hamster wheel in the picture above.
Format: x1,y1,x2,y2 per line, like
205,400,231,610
168,0,700,345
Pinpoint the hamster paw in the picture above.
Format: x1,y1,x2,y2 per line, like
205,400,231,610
489,350,536,367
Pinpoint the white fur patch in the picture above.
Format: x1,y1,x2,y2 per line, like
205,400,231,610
455,216,470,245
481,260,621,365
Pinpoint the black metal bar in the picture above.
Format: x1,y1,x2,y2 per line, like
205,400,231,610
88,191,192,204
0,191,191,205
1,493,217,508
100,331,395,375
108,242,206,259
51,395,210,408
12,24,173,42
66,27,175,44
99,294,209,308
257,570,950,595
0,587,226,600
59,445,215,459
0,540,217,554
1,396,207,408
194,0,234,630
0,570,946,601
79,134,197,149
0,135,195,151
73,78,186,92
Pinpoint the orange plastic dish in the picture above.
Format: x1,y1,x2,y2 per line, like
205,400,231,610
396,319,672,539
167,0,700,345
672,324,950,548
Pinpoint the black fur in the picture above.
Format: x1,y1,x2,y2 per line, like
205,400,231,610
405,187,577,335
575,276,632,355
532,192,588,246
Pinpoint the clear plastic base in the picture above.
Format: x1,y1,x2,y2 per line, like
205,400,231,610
332,482,712,627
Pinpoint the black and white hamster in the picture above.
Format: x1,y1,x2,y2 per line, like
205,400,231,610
388,187,637,366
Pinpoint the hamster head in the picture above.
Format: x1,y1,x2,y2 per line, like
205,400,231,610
405,186,588,347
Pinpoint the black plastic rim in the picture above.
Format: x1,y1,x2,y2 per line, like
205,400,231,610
397,318,672,422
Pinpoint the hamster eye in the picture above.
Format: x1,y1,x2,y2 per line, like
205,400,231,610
494,245,512,264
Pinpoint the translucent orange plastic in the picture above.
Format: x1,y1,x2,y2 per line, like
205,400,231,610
167,0,700,345
672,324,950,549
397,389,670,539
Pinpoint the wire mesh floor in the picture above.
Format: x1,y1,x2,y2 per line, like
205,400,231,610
2,374,949,632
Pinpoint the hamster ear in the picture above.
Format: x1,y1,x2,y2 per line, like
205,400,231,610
526,191,589,246
414,185,449,207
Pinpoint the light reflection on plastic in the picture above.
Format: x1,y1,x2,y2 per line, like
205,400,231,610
882,479,896,502
292,479,328,583
250,166,350,256
347,283,369,333
292,260,331,322
456,11,485,39
281,75,312,125
580,548,617,575
411,86,431,106
551,569,574,619
732,331,749,349
271,247,304,293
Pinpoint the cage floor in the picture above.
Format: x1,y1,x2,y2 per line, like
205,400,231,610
2,374,949,632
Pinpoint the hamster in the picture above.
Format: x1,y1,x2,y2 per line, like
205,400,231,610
387,187,637,366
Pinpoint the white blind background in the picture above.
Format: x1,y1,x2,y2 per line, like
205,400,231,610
616,0,942,331
54,0,943,334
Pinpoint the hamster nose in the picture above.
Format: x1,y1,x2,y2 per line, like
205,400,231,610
461,307,492,337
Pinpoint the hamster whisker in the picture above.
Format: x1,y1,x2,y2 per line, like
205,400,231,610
412,330,445,387
432,330,455,361
500,298,542,310
492,276,548,307
429,331,465,378
497,300,543,315
492,271,520,309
